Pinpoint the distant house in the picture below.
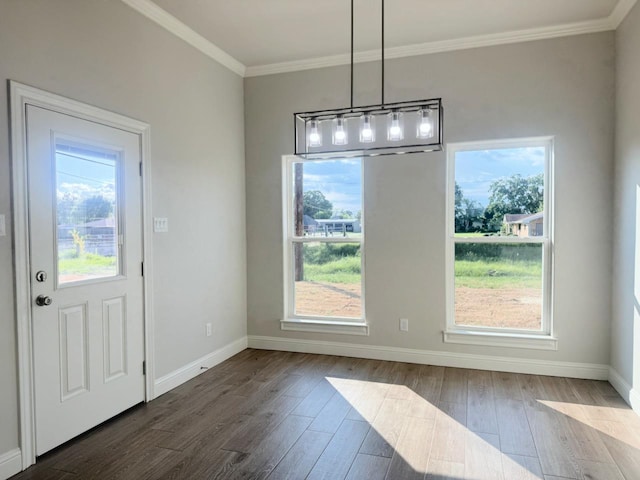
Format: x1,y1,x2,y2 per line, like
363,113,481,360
504,212,543,237
314,218,361,235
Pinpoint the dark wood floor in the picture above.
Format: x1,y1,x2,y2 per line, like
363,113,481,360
12,349,640,480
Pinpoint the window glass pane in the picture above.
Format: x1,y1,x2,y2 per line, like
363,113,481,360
56,143,120,284
294,242,362,318
454,147,545,237
454,243,542,330
292,159,362,238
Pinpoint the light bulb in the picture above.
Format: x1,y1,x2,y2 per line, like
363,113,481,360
308,119,322,147
417,109,434,139
332,117,348,145
359,114,375,143
387,112,403,141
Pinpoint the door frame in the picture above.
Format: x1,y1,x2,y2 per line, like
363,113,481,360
9,81,156,470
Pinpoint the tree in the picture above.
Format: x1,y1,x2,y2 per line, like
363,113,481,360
483,174,543,231
454,183,482,233
333,209,354,219
81,195,113,222
303,190,333,219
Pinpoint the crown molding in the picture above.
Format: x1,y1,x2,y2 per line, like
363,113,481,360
122,0,636,79
245,17,613,77
610,0,639,27
120,0,246,77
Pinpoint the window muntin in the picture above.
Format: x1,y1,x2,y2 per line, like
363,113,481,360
285,158,364,322
447,139,552,335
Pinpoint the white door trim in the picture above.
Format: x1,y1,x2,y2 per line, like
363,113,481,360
9,81,155,470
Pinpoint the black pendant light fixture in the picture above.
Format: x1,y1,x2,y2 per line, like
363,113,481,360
294,0,443,159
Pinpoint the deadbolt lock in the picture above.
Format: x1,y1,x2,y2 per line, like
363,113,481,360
35,271,47,282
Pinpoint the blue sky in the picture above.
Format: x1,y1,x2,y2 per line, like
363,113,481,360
303,159,362,215
301,147,544,215
455,147,545,207
55,149,117,202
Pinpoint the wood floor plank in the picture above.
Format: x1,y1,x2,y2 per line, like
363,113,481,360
495,398,537,457
492,371,523,400
527,409,581,479
345,454,391,480
291,378,337,418
307,419,370,480
266,430,333,480
308,390,354,433
501,454,544,480
157,448,246,480
429,401,467,463
592,419,640,480
359,397,410,457
224,414,312,479
345,380,389,423
440,367,468,405
385,417,434,480
425,460,465,480
577,460,625,480
464,431,504,480
467,370,498,434
221,394,303,453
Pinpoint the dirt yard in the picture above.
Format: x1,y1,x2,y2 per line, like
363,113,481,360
295,281,541,329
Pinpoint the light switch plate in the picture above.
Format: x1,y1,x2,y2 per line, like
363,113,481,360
153,217,168,233
0,215,5,236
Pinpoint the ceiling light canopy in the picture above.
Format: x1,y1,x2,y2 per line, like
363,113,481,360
294,0,443,159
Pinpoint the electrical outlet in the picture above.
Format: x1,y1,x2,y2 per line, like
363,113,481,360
400,318,409,332
206,323,212,337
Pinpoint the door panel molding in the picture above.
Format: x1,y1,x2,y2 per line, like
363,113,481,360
9,81,155,470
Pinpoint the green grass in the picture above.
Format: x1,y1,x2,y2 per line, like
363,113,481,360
303,256,361,284
58,253,117,276
454,232,488,237
455,259,541,289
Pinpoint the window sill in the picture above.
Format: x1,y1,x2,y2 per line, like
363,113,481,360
281,318,369,336
443,330,557,351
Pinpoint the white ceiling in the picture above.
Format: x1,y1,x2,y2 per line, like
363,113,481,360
125,0,636,76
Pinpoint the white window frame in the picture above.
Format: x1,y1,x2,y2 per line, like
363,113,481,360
281,155,368,335
444,137,556,350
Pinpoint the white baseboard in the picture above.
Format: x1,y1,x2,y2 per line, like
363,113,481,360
608,367,640,415
631,388,640,414
0,448,22,480
154,336,248,397
608,367,632,403
247,335,609,380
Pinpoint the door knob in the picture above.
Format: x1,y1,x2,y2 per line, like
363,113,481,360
35,295,52,307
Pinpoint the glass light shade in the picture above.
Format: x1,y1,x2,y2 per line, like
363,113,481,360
387,112,404,141
416,108,434,139
332,117,348,145
308,119,322,147
359,114,376,143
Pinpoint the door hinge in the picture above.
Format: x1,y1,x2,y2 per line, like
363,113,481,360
143,361,146,375
141,262,144,276
139,162,143,176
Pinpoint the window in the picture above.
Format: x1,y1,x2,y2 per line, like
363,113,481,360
445,138,555,349
282,156,367,335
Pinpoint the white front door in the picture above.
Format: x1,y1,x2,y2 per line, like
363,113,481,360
27,105,145,455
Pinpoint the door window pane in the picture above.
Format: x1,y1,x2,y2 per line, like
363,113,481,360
294,242,362,318
454,243,543,330
55,143,120,285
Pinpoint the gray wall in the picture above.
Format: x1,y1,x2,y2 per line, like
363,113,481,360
245,33,615,364
0,0,247,455
611,2,640,391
